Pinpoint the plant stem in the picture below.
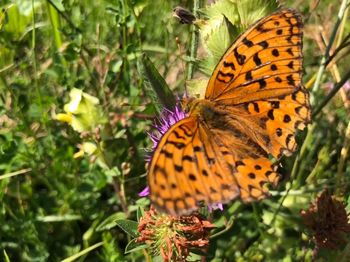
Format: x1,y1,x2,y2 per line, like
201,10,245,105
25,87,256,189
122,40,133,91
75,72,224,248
210,216,235,239
312,68,350,117
186,0,203,81
31,0,41,107
46,1,67,68
311,0,349,102
336,120,350,195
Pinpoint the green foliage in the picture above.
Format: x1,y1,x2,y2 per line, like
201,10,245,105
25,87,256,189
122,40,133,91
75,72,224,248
138,53,176,111
1,0,350,261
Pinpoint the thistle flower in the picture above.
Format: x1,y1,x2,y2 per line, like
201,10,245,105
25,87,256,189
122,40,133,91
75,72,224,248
301,189,350,250
147,104,187,155
136,206,215,261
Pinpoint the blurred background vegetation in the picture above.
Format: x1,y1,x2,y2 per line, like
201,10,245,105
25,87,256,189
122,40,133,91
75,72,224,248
1,0,350,261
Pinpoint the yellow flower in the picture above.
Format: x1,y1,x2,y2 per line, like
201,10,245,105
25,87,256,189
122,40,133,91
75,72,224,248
56,88,106,133
55,113,72,123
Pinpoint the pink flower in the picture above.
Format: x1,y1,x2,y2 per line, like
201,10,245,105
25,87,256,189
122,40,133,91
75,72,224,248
136,206,215,261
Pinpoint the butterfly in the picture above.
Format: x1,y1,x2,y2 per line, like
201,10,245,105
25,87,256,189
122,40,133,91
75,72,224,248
147,9,311,215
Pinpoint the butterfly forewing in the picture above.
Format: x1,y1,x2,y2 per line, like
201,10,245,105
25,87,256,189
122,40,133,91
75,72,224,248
205,9,303,104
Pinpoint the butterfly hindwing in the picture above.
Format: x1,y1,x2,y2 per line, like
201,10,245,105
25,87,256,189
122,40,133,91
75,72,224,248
202,124,280,202
233,87,311,159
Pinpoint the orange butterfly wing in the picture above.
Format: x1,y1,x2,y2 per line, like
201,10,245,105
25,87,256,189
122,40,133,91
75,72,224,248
147,9,310,215
206,9,303,104
148,117,240,215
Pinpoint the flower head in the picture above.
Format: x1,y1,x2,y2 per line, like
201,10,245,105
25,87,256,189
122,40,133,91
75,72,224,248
148,104,187,154
55,88,106,133
136,206,215,261
301,189,350,250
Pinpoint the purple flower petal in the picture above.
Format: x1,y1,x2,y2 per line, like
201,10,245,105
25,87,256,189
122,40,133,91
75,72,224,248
147,104,187,161
139,186,150,197
208,203,224,212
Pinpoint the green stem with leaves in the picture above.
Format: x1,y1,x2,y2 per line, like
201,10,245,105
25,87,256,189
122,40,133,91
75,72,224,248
186,0,203,81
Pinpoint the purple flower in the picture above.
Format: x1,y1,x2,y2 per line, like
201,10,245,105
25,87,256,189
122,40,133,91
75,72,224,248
208,203,224,212
138,186,150,197
148,104,187,152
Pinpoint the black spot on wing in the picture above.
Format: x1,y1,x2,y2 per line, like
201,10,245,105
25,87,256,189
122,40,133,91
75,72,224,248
253,53,262,66
223,61,236,70
242,37,254,47
245,71,253,81
234,47,246,65
179,125,192,137
272,49,280,57
275,76,282,83
287,75,295,86
161,149,173,158
168,140,186,149
258,41,269,48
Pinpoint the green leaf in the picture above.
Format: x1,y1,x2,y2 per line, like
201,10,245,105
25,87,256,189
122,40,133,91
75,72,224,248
235,0,278,27
138,53,176,110
186,78,207,98
49,0,65,12
199,0,278,71
136,206,144,222
3,250,10,262
96,212,128,232
115,219,139,238
125,239,148,254
205,0,239,25
61,242,103,262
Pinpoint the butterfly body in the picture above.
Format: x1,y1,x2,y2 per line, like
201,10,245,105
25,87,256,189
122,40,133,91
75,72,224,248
148,9,311,215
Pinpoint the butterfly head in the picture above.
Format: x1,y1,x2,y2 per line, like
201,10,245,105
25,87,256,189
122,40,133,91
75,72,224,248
181,97,215,118
181,96,196,113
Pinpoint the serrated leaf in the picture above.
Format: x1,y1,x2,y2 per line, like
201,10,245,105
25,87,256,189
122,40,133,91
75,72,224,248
115,219,139,238
205,0,239,24
199,0,278,72
138,53,176,111
200,2,240,68
96,212,127,231
125,239,148,254
235,0,278,28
